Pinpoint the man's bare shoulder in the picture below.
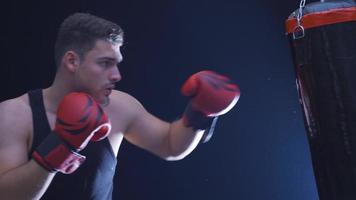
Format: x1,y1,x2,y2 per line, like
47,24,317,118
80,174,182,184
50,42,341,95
0,94,31,116
0,94,32,138
104,90,146,126
108,90,144,110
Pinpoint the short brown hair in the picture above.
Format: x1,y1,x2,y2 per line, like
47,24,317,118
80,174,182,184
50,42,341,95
54,13,124,68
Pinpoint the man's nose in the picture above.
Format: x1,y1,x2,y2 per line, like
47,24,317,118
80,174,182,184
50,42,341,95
109,66,121,82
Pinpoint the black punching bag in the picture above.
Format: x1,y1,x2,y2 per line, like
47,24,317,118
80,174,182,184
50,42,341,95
285,1,356,199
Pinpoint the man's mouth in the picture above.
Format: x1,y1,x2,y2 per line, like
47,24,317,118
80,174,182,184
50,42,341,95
104,89,111,96
104,85,115,96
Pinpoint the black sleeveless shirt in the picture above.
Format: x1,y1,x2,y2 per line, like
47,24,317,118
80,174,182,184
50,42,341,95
28,89,117,200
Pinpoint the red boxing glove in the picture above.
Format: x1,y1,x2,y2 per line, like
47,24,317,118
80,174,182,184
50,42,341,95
55,92,111,149
32,92,111,174
181,70,240,130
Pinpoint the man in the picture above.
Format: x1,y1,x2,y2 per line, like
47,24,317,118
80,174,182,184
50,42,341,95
0,13,239,200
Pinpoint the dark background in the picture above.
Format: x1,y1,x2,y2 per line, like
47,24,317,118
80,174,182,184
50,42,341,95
0,0,320,199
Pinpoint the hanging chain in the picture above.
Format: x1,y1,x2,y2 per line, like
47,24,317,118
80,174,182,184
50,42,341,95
297,0,306,24
293,0,307,39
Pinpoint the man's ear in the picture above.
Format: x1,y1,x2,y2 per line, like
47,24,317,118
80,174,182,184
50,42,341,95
63,51,80,72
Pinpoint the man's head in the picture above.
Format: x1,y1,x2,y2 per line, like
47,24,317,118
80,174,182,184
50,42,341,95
54,13,124,68
54,13,124,105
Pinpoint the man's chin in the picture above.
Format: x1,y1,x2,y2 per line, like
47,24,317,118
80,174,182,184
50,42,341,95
99,96,110,107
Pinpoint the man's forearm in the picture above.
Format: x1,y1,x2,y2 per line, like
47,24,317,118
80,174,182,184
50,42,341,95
165,119,204,161
0,159,55,200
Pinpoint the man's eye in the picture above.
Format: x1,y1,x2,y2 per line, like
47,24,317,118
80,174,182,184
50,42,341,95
100,61,111,68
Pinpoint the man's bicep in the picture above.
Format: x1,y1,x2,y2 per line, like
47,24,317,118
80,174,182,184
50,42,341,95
124,103,171,157
0,137,29,175
0,102,31,176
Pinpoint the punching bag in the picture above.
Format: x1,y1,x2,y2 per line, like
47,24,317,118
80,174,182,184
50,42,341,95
285,1,356,199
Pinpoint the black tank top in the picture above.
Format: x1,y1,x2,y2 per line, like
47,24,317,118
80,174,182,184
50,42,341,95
28,89,117,200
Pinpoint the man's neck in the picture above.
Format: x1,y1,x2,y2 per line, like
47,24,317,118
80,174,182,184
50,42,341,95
43,75,74,114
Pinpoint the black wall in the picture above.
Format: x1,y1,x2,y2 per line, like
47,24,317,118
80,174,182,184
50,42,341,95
0,0,319,199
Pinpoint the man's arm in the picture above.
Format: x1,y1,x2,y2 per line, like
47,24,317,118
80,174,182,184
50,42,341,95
119,71,240,160
0,92,112,199
0,98,55,200
123,98,204,160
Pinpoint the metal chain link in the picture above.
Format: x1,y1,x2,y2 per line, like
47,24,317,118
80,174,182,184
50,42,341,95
297,0,306,24
293,0,307,39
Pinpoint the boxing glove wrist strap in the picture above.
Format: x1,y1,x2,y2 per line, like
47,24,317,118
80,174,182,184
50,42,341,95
32,132,86,174
182,102,214,130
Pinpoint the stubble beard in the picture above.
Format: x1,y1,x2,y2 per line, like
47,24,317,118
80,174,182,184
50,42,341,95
100,96,110,107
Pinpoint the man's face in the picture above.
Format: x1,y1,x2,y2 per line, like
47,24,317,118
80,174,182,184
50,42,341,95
74,39,122,105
